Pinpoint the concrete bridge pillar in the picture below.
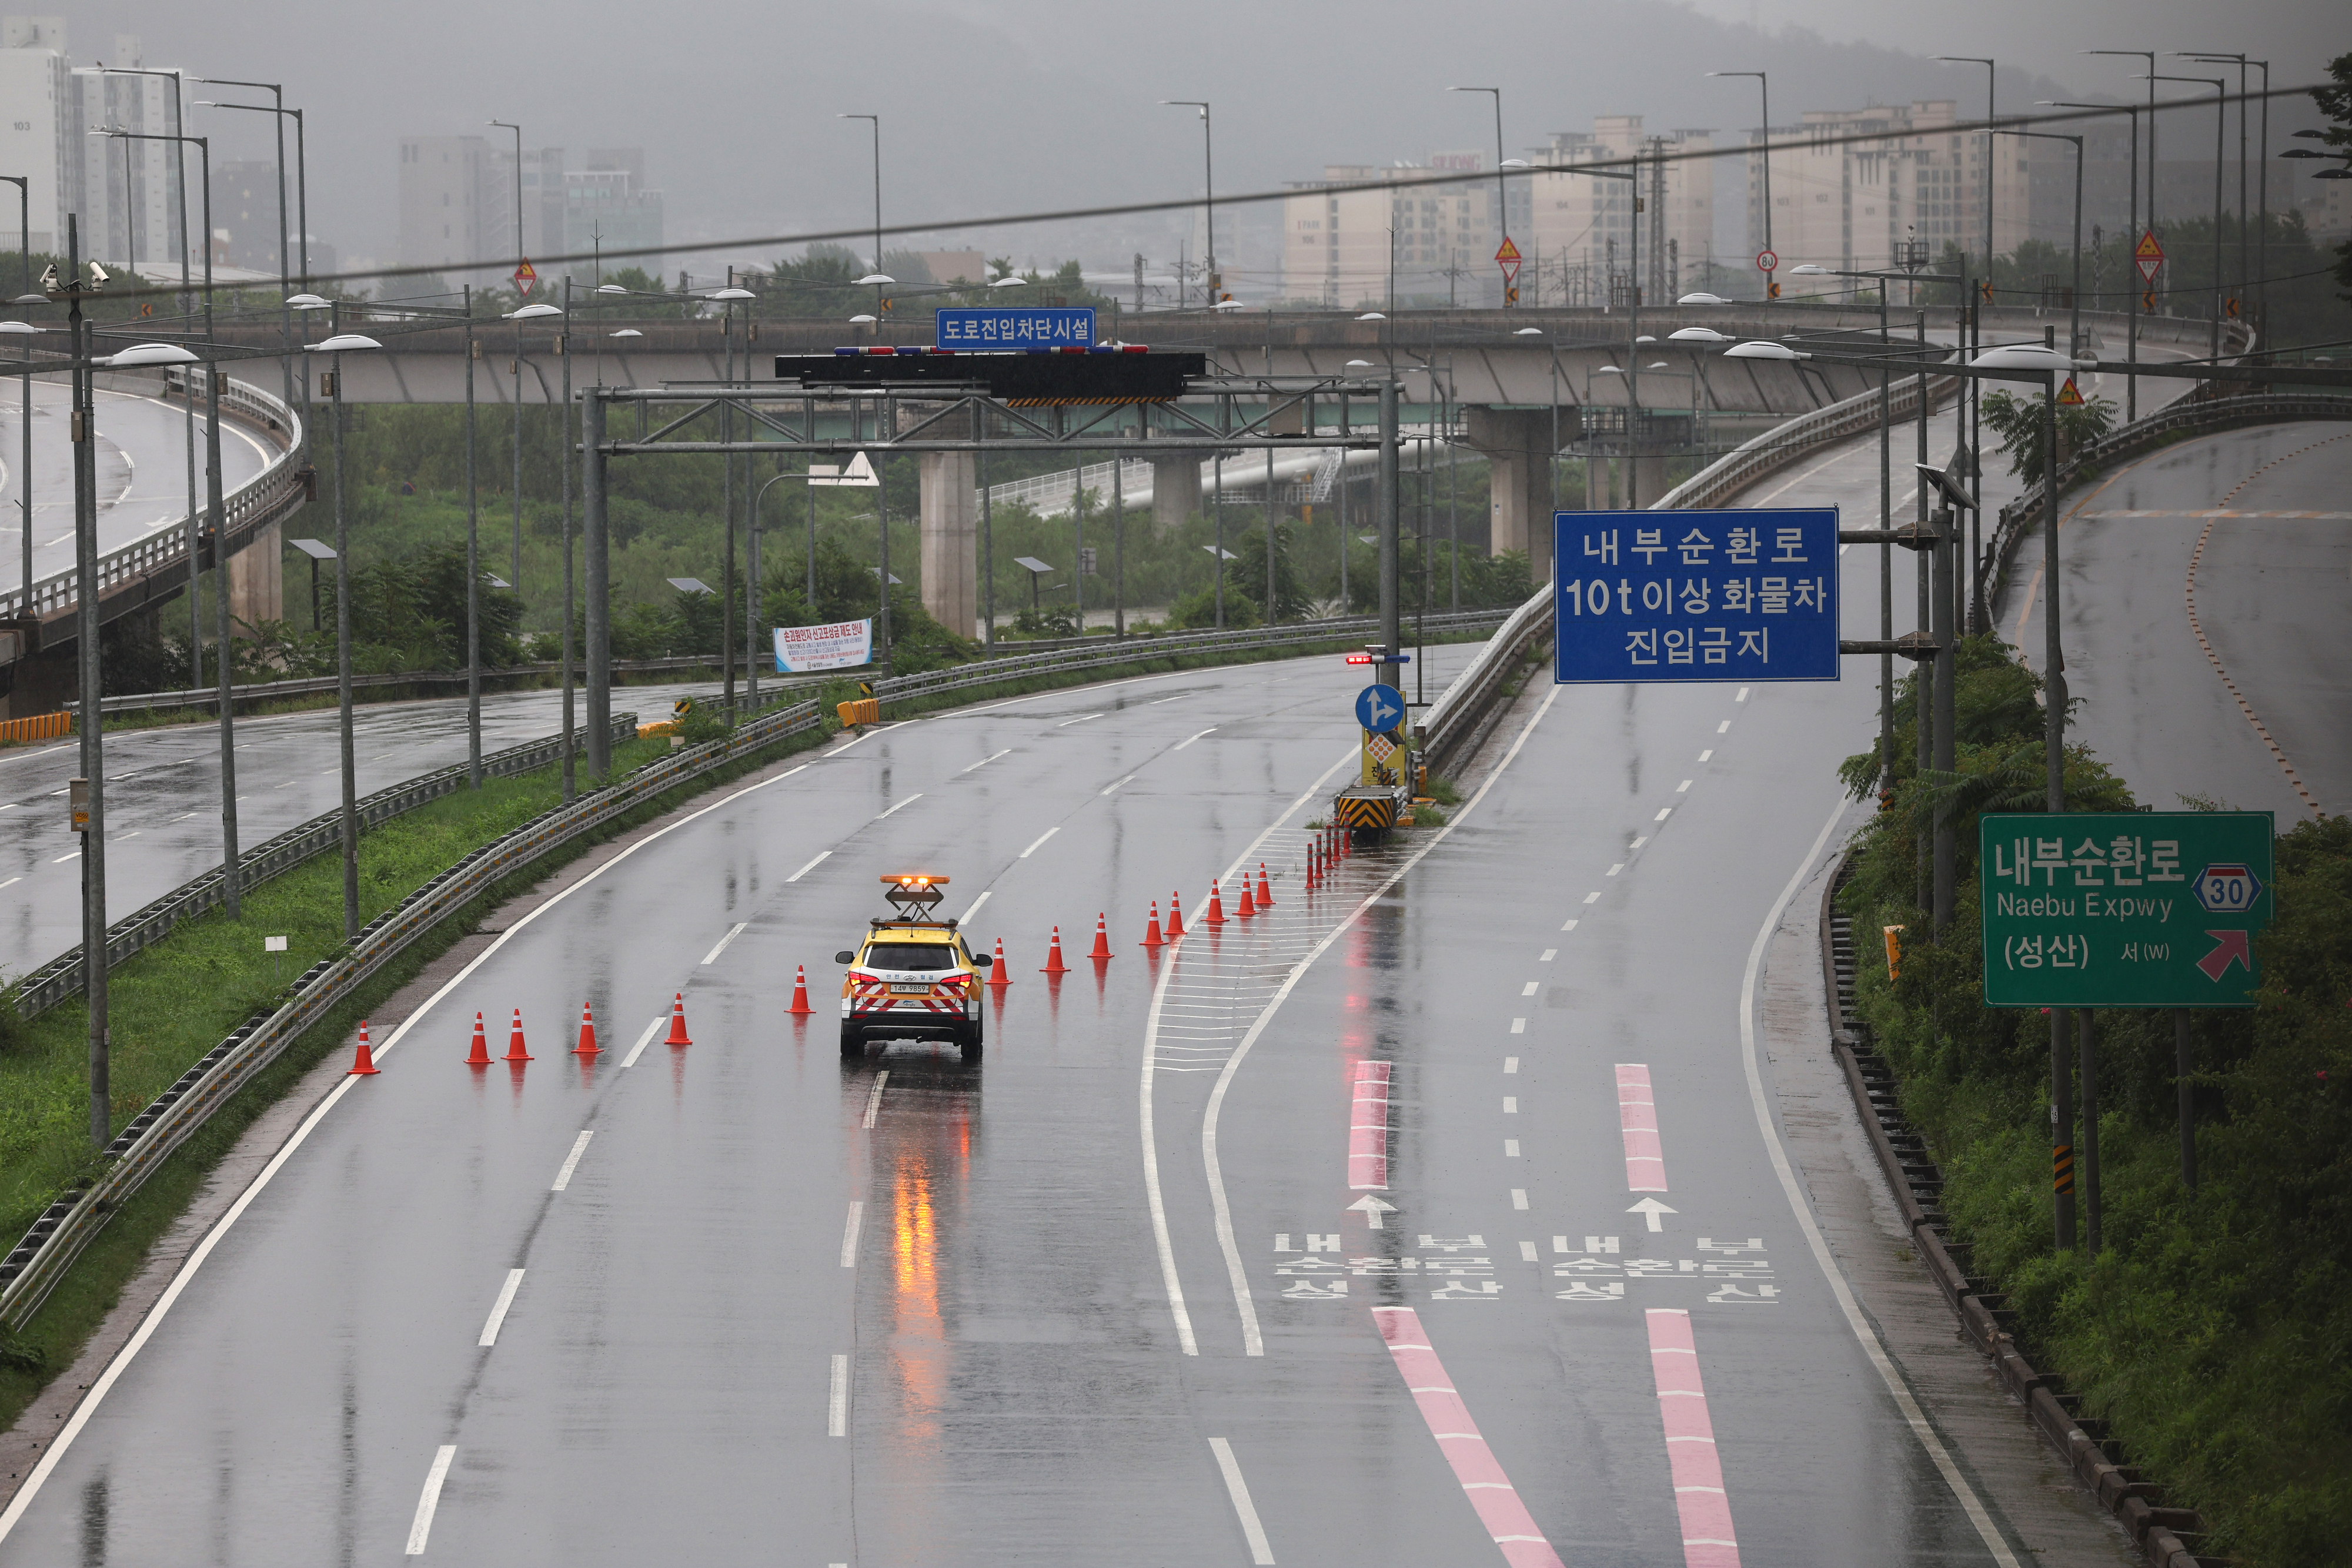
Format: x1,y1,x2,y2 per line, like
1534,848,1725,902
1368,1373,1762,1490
1151,453,1202,530
1462,406,1575,583
226,518,284,634
919,450,980,637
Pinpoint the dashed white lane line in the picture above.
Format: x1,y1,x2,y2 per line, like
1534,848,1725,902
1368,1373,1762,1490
1148,692,1194,704
958,889,991,924
1606,864,1624,877
1101,773,1136,794
1654,808,1673,822
1539,948,1556,962
861,1069,891,1130
1716,720,1730,733
1583,892,1602,905
828,1354,850,1437
550,1131,593,1191
1698,750,1713,762
1736,687,1749,703
1519,982,1539,997
1511,1189,1529,1210
1504,1098,1518,1114
839,1200,864,1267
50,851,76,863
1676,780,1693,793
874,791,924,820
1207,1437,1278,1566
1019,825,1058,857
958,748,1011,773
476,1269,526,1347
1504,1140,1521,1157
1504,1058,1519,1074
700,921,749,965
785,849,831,882
1173,727,1216,750
1057,711,1104,727
1519,1240,1540,1262
403,1446,457,1554
1511,1019,1526,1034
620,1017,664,1069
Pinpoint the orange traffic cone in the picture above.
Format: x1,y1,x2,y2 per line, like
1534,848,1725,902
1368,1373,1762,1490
1088,914,1114,961
1167,890,1185,938
1040,926,1069,974
466,1012,493,1065
664,991,693,1047
347,1021,380,1076
1258,862,1274,908
505,1008,533,1062
788,965,813,1016
574,1004,601,1055
988,938,1012,987
1203,883,1226,926
1141,902,1164,948
1235,879,1256,919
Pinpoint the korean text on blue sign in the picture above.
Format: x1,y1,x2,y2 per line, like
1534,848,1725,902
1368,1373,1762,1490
1552,507,1840,683
934,307,1097,348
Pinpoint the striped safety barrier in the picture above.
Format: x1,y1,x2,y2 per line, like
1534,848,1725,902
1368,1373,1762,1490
0,710,70,744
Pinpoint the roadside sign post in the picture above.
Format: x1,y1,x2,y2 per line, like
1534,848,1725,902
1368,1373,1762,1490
1495,238,1522,308
2133,232,2163,315
1981,809,2274,1249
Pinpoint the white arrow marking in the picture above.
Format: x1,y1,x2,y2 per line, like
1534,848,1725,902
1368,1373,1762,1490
1627,1197,1678,1233
1348,1195,1397,1229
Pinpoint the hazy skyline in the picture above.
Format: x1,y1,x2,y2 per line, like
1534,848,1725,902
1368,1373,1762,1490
28,0,2340,286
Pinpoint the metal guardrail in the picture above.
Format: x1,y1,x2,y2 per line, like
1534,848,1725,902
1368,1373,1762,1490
1415,590,1557,773
873,609,1512,708
1984,388,2352,605
1651,370,1957,513
75,653,794,720
0,693,826,1329
0,370,305,628
11,714,639,1021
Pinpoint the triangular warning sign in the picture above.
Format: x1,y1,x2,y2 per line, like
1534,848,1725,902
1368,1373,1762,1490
513,258,538,296
2056,377,2084,406
2133,230,2165,285
1494,236,1522,265
2133,230,2164,261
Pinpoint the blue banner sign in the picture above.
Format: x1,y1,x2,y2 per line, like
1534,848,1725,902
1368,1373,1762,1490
1552,507,1841,683
935,306,1097,348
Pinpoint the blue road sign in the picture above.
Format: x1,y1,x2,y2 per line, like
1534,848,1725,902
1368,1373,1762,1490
1355,684,1406,734
935,307,1097,348
1553,507,1842,683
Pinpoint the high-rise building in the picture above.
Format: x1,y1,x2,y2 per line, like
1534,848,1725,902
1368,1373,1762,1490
0,15,72,256
210,158,283,275
1280,156,1498,308
556,151,662,283
1525,118,1713,308
400,139,656,289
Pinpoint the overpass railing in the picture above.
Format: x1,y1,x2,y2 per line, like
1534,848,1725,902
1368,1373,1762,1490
0,370,305,629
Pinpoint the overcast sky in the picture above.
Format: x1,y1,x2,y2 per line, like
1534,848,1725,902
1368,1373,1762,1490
42,0,2341,279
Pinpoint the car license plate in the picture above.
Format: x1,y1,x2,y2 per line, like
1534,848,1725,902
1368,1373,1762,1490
889,982,933,995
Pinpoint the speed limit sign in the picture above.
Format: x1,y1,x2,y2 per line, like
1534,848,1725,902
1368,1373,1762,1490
1755,250,1778,272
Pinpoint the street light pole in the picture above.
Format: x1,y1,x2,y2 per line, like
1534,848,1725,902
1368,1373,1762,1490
2184,54,2253,333
55,218,109,1148
1708,72,1772,299
2044,102,2140,418
3,175,28,604
192,80,290,408
306,316,381,939
838,115,883,313
1999,132,2084,362
1935,58,1996,276
1449,88,1508,305
490,120,526,589
2147,76,2229,359
1161,103,1215,303
105,123,243,915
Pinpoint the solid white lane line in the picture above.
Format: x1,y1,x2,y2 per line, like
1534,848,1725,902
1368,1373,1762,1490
958,748,1011,773
958,890,992,924
1057,712,1104,726
477,1269,526,1347
839,1201,864,1266
620,1017,664,1069
1208,1437,1278,1566
1739,795,2022,1567
700,921,749,965
823,731,871,757
1197,692,1562,1358
1148,692,1193,704
0,878,16,891
861,1070,890,1129
51,851,76,863
1019,825,1058,857
1101,774,1135,794
874,792,923,819
550,1131,594,1191
404,1446,457,1554
1172,727,1216,750
828,1355,850,1437
786,850,831,882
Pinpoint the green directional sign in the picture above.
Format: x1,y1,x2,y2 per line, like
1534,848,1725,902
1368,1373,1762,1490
1979,811,2274,1008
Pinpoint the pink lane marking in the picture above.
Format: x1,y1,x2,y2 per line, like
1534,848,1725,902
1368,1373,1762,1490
1348,1059,1391,1191
1372,1308,1566,1568
1645,1309,1741,1568
1615,1062,1668,1192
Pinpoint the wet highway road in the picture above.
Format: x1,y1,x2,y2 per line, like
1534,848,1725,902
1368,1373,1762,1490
0,379,2249,1564
2006,420,2352,821
0,680,717,979
0,380,275,594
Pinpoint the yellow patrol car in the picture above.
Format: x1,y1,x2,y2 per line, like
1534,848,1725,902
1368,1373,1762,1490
834,874,989,1059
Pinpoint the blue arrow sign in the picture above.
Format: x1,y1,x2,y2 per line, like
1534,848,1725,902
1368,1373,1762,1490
1355,685,1405,734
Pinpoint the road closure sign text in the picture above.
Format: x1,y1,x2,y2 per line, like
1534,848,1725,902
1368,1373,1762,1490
1979,810,2274,1008
1553,507,1840,683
